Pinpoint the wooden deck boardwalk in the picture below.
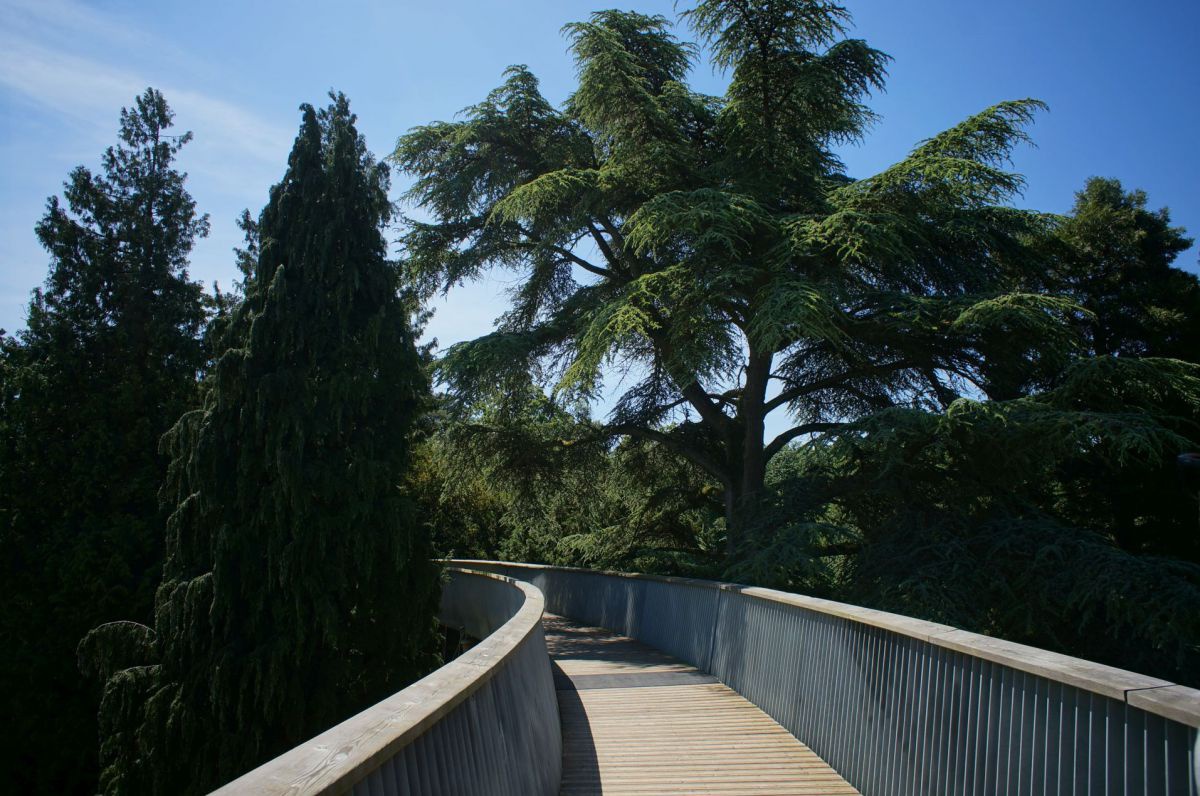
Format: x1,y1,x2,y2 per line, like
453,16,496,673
545,615,860,795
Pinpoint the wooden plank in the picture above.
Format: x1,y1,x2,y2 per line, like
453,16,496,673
546,615,860,795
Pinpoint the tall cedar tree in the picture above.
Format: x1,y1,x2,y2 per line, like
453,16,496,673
0,89,208,794
82,94,440,794
394,1,1084,552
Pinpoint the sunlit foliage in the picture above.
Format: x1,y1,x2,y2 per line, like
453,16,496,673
394,1,1083,552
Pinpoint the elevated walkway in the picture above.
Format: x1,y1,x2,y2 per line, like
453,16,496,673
213,562,1200,795
548,615,857,795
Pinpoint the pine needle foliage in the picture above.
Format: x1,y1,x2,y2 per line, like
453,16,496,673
0,88,208,794
1046,177,1198,361
394,1,1077,551
757,355,1200,683
83,94,440,794
414,381,720,574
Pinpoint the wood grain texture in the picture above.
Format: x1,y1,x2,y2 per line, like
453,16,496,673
547,615,860,796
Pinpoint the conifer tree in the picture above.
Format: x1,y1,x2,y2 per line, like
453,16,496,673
1051,177,1198,360
393,0,1200,684
756,355,1200,683
394,1,1079,552
0,88,208,794
83,94,440,794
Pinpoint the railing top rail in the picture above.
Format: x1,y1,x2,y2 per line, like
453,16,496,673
452,559,1200,729
210,568,546,795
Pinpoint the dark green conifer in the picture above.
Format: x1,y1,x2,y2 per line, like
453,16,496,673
1052,177,1198,360
84,94,440,794
0,88,208,794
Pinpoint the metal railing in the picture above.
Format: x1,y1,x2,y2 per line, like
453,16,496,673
210,567,561,795
456,560,1200,796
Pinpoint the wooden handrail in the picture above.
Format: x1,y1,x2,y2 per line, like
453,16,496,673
209,568,557,795
451,559,1200,728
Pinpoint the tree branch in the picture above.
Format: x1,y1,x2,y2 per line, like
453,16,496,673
680,380,735,439
705,387,743,408
642,316,736,440
514,223,613,280
588,222,622,271
764,422,845,461
605,423,731,489
596,216,628,253
919,366,959,409
765,359,912,413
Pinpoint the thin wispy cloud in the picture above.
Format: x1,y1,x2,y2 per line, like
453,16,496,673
0,39,150,122
1,0,149,50
0,0,290,169
0,0,297,333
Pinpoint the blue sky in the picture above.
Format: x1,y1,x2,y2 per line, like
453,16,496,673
2,0,1197,363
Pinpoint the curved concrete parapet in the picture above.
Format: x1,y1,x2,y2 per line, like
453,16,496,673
210,567,561,795
456,560,1200,796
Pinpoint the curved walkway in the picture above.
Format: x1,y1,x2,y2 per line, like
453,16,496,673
546,615,858,795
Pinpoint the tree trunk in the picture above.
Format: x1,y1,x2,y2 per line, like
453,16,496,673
725,350,772,557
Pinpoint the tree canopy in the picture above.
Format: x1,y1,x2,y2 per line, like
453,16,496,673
0,88,208,794
394,0,1081,552
1050,177,1198,360
393,0,1200,683
82,93,440,794
0,4,1197,788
